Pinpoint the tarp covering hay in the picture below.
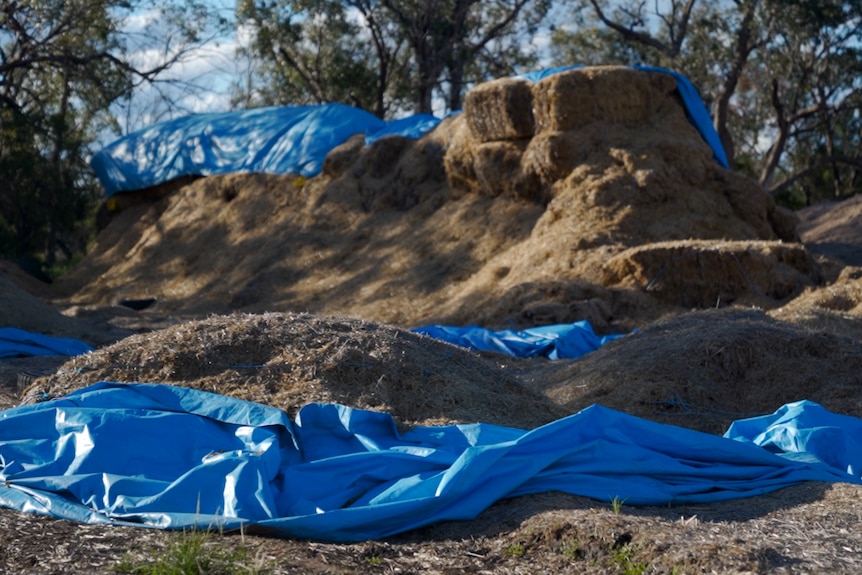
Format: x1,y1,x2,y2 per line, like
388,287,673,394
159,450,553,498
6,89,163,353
3,65,862,571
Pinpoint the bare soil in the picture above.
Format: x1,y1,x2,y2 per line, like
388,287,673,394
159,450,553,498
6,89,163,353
3,66,862,574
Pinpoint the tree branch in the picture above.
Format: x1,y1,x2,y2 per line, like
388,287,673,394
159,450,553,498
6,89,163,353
769,155,862,196
587,0,679,57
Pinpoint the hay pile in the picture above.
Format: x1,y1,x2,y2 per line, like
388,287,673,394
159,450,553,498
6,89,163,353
3,66,862,574
25,312,568,429
50,66,812,334
515,308,862,435
796,192,862,266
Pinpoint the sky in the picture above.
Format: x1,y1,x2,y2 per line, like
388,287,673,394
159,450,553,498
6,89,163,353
111,0,248,138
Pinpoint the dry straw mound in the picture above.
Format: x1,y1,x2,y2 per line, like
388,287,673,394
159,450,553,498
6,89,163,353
26,312,568,429
519,307,862,435
796,192,862,266
50,66,818,334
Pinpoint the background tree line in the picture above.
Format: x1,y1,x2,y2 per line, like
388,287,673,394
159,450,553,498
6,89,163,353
2,0,861,276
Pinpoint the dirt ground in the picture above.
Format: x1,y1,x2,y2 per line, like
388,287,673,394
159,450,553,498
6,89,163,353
2,66,862,574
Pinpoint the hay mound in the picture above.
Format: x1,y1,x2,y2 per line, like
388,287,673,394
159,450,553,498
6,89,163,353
53,66,813,333
25,312,568,429
446,66,796,244
520,308,862,435
769,266,862,341
796,193,862,266
601,240,818,308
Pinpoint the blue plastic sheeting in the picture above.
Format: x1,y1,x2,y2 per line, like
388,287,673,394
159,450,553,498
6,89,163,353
518,65,729,168
365,113,441,145
91,67,725,197
0,327,94,358
90,105,450,197
412,321,625,360
1,382,859,542
91,104,383,196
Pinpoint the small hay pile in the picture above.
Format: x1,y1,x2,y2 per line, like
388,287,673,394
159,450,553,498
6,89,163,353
796,192,862,266
518,308,862,435
25,312,568,429
770,266,862,341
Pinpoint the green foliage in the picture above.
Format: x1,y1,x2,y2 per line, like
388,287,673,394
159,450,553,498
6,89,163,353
561,539,582,561
237,0,552,116
610,543,647,575
504,542,527,557
0,0,216,270
610,495,626,514
113,528,269,575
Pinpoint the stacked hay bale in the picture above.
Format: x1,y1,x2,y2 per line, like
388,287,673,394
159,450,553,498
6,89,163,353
438,65,811,321
445,65,797,245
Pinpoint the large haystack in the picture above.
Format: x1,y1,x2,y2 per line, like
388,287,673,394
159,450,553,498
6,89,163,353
50,66,818,332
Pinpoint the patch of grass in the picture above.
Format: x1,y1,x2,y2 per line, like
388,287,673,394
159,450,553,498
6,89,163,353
504,542,526,557
610,543,648,575
364,555,383,566
561,539,582,561
610,495,627,514
113,528,269,575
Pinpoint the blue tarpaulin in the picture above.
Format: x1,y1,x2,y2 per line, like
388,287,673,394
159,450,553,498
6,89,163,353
0,327,94,358
1,382,859,541
412,321,625,360
90,67,725,197
90,104,387,197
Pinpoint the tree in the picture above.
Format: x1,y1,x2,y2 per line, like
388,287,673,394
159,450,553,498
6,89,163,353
551,0,862,204
235,0,408,117
0,0,219,267
236,0,552,117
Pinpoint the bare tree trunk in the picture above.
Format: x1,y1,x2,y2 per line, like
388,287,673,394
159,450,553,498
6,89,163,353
759,79,789,188
712,1,760,167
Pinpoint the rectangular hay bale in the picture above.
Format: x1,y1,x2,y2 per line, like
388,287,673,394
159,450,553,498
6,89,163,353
464,77,535,143
533,66,677,132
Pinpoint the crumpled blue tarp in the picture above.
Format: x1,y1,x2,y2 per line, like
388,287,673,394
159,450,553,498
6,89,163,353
0,382,859,541
0,327,94,358
91,68,725,197
90,104,383,197
518,65,729,168
365,113,441,146
412,321,625,360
